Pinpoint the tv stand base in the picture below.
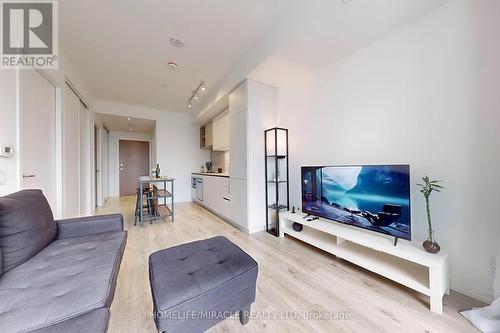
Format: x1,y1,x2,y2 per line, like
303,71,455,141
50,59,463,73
279,211,449,314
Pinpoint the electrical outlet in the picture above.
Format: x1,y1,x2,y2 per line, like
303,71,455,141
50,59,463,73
490,258,496,273
0,170,6,185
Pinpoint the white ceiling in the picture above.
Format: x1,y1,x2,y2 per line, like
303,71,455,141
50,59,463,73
60,0,294,113
191,0,449,123
247,0,450,88
271,0,451,73
96,113,155,134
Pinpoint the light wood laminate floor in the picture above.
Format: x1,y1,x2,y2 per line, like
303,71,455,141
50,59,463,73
95,196,482,333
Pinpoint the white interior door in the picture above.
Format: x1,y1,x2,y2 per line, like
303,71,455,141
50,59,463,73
62,85,81,217
20,69,57,212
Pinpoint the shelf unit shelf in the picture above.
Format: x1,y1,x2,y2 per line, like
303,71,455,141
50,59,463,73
267,204,288,211
266,155,287,159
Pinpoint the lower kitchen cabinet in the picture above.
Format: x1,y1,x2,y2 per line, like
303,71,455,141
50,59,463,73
194,174,247,231
229,178,247,228
202,176,229,215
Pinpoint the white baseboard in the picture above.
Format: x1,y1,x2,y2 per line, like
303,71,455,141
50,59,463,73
192,200,250,234
248,226,266,234
452,282,493,304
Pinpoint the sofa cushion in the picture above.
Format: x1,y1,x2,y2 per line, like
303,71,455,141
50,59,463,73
0,189,57,274
0,230,126,332
28,308,110,333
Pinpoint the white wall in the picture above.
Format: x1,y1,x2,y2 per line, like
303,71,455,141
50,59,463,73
107,131,154,197
95,100,209,202
246,80,279,233
210,150,229,173
0,70,19,196
250,0,500,302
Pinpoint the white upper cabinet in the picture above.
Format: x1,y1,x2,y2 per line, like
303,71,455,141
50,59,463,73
212,109,229,151
229,82,246,117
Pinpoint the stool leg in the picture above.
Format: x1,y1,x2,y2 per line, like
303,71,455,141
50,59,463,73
239,304,251,326
147,192,154,224
134,191,140,226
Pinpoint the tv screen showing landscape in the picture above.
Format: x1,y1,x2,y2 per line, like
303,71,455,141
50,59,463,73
301,165,411,240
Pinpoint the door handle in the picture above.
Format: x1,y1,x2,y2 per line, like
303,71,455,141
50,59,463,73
23,174,36,178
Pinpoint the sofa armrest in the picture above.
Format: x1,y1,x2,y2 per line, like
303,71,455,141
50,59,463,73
56,214,124,240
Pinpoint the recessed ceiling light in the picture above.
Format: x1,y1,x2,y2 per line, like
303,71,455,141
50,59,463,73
127,117,131,121
167,61,178,70
170,38,185,48
129,128,133,131
194,95,198,100
187,103,192,108
201,86,206,92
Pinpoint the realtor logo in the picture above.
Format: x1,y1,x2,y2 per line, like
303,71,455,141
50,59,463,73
1,0,58,68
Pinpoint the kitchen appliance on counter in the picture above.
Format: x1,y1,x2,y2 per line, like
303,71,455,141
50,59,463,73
205,162,213,173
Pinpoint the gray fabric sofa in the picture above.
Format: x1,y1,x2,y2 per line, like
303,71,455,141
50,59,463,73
149,236,258,333
0,190,127,333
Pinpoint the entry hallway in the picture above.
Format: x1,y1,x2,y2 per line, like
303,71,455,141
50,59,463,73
95,197,482,333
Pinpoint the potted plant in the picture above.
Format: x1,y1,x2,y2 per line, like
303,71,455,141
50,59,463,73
417,176,444,254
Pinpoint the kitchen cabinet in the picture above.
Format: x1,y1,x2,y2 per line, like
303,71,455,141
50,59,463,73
194,80,277,233
212,109,229,151
228,82,248,230
202,176,217,210
200,175,230,219
229,100,246,180
229,82,246,116
200,121,213,149
229,178,247,228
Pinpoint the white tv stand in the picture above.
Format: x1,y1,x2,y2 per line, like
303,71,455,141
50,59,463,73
279,211,449,314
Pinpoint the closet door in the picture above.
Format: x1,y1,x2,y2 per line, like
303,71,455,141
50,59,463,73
19,69,57,212
62,85,81,217
79,101,91,215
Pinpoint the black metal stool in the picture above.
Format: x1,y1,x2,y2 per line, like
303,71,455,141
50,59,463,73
134,187,153,226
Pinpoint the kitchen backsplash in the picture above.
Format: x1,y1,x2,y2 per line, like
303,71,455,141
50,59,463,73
210,150,230,173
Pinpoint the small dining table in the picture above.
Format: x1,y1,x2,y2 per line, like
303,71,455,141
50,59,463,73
137,176,175,225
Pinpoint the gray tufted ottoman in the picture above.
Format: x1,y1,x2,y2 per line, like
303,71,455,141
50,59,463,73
149,236,258,333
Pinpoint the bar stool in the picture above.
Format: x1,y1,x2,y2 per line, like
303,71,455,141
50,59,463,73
134,187,153,226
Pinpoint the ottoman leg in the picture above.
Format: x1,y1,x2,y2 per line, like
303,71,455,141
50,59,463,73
239,304,251,326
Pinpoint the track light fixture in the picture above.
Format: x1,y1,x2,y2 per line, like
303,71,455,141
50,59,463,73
187,81,206,108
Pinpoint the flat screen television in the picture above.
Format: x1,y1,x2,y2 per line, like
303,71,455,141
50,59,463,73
301,165,411,241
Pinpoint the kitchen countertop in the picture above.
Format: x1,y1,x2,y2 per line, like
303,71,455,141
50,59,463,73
192,172,229,178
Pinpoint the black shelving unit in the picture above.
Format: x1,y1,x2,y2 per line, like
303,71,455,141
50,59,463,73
264,128,289,237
